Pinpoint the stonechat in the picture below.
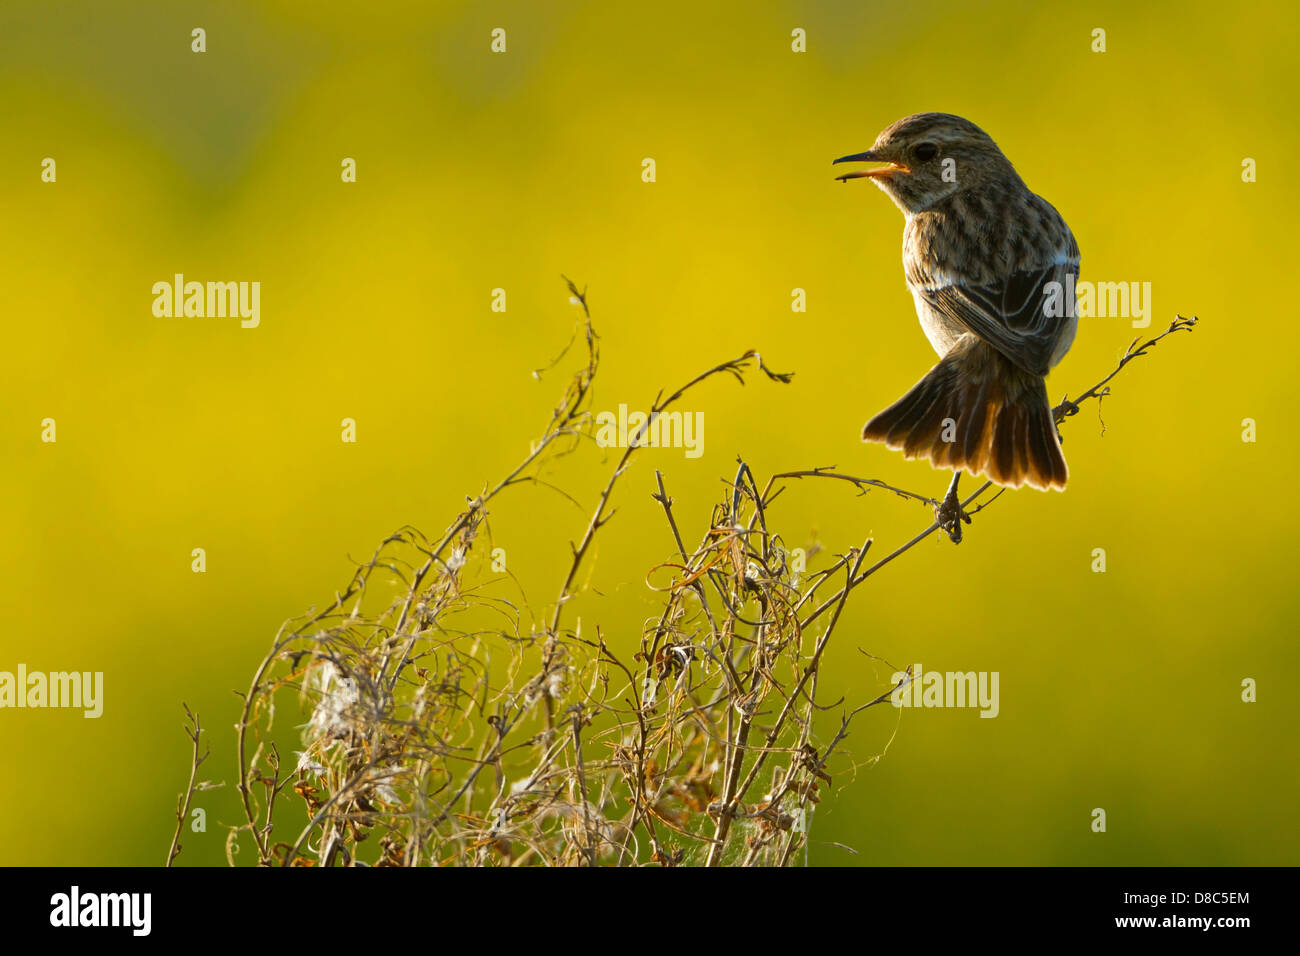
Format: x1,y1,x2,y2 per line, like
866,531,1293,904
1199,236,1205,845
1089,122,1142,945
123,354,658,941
835,112,1078,491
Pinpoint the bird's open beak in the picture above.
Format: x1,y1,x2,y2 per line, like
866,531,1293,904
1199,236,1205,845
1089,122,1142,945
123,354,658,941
833,149,909,182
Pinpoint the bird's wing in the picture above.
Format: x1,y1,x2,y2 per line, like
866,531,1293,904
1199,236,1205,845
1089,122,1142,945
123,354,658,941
914,249,1078,375
907,191,1081,375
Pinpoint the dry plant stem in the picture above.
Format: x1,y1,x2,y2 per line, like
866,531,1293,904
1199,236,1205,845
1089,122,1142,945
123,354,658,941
732,538,871,798
236,548,401,865
766,674,911,866
1054,315,1198,426
166,703,209,866
706,532,872,866
387,278,601,694
237,621,319,865
222,278,1196,868
653,470,722,637
569,710,597,866
541,349,792,731
264,283,601,865
409,349,791,849
405,351,783,855
767,468,937,507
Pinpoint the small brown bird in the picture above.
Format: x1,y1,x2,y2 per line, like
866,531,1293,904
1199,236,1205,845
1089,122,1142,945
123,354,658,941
835,113,1078,495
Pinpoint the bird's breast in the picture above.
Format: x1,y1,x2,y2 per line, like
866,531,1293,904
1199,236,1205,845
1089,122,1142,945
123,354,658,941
909,287,968,358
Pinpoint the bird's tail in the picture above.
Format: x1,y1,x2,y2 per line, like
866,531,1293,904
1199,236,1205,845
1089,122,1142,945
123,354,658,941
862,336,1067,491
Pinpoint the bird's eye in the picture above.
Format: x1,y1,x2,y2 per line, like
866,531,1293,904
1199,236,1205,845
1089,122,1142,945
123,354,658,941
915,142,938,161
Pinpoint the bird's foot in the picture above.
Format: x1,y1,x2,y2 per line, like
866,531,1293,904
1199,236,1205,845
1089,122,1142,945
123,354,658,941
936,476,972,544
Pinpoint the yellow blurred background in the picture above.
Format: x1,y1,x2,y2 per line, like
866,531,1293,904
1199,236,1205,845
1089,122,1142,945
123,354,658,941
1,0,1295,865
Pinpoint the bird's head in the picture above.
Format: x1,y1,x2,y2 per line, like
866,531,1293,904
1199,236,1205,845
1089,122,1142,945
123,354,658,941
834,113,1020,214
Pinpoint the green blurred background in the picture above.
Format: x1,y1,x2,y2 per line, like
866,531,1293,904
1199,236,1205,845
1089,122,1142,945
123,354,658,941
1,0,1295,865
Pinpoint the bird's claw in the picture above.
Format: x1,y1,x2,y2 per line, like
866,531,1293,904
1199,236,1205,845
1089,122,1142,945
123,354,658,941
936,486,972,544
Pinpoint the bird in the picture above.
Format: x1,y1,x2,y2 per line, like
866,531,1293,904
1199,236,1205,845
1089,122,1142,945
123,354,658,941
834,113,1079,505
